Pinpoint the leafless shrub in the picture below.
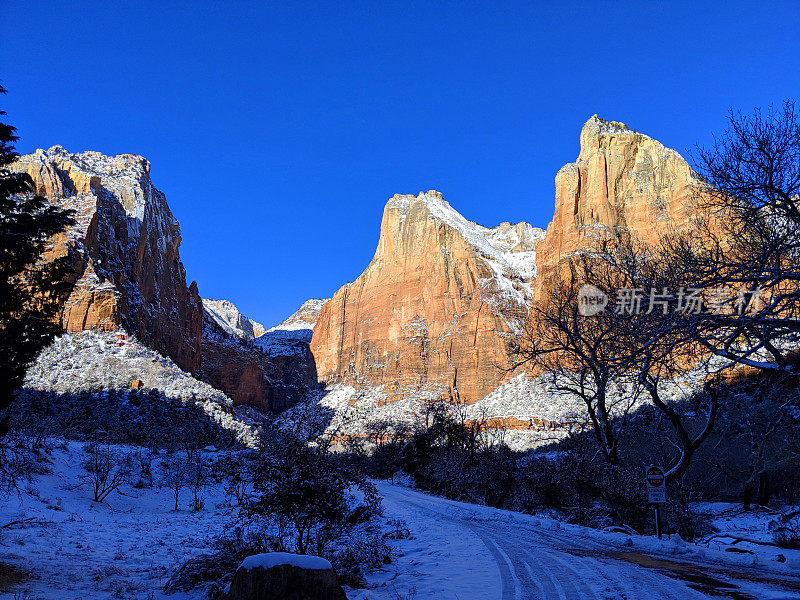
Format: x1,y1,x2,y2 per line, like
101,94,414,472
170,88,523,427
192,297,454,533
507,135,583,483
159,455,188,511
772,511,800,549
186,455,210,511
80,442,132,503
216,453,254,506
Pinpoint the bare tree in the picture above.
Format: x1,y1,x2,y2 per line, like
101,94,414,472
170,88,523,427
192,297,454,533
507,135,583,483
606,238,720,482
218,453,253,506
80,442,131,503
514,241,720,482
160,455,188,511
512,255,640,467
704,381,800,508
187,455,210,511
662,100,800,372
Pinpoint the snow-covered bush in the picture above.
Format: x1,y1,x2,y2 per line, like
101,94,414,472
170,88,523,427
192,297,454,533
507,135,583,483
168,429,392,593
773,511,800,549
246,431,383,556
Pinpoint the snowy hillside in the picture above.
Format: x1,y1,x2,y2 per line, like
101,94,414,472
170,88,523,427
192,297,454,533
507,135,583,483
280,364,712,452
22,330,261,445
4,441,796,600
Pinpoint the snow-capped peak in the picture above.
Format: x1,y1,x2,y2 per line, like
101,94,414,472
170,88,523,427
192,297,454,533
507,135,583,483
202,298,266,341
267,298,330,333
386,191,545,309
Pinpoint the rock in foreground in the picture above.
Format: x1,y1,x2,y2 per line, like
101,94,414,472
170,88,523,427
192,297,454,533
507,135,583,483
223,553,347,600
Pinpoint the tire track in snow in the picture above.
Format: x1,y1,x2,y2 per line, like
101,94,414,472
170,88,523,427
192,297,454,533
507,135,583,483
393,491,590,599
379,484,741,599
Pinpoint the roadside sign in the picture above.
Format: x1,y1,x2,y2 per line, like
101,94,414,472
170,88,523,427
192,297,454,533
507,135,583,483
645,465,666,504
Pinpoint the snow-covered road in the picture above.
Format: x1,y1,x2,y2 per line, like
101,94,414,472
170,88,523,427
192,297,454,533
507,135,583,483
370,482,800,600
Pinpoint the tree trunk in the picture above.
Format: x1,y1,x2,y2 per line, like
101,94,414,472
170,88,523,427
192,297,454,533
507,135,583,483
757,472,770,507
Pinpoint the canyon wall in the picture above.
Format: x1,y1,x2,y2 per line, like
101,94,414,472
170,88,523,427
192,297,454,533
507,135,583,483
310,191,544,404
12,146,202,372
534,115,699,295
196,298,321,412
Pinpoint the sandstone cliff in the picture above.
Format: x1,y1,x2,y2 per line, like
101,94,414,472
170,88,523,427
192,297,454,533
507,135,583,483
11,146,202,372
198,299,321,412
534,115,699,295
310,191,544,405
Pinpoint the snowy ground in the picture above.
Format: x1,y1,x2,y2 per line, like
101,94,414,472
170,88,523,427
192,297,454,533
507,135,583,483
2,441,800,599
355,484,800,600
0,441,231,599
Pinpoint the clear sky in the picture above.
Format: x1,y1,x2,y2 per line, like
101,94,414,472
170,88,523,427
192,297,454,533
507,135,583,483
2,1,798,327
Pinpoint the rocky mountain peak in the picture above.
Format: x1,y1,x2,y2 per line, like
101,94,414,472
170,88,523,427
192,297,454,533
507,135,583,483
379,191,544,302
535,116,699,297
268,298,329,332
11,147,202,373
202,299,266,341
311,191,544,404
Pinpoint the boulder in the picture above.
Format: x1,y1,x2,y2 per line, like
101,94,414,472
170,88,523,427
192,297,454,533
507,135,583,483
223,553,347,600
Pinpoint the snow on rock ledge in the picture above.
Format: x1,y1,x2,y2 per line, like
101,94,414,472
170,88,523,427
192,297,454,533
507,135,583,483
239,553,333,571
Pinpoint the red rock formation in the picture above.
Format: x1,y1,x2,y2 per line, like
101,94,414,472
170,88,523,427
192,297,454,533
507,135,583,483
198,300,320,412
11,147,202,373
311,117,702,410
534,115,699,296
310,191,543,405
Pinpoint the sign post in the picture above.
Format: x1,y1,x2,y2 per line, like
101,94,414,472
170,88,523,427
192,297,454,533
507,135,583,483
645,465,666,539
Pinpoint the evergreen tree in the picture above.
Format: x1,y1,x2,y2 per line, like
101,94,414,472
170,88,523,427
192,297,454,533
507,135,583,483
0,85,75,429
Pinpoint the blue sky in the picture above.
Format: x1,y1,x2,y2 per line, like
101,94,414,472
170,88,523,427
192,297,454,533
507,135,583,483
2,1,798,326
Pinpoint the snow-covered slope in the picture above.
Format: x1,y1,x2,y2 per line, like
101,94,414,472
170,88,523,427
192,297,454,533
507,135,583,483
267,298,329,332
3,442,796,600
23,330,261,445
202,298,266,341
250,297,329,356
280,362,715,452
